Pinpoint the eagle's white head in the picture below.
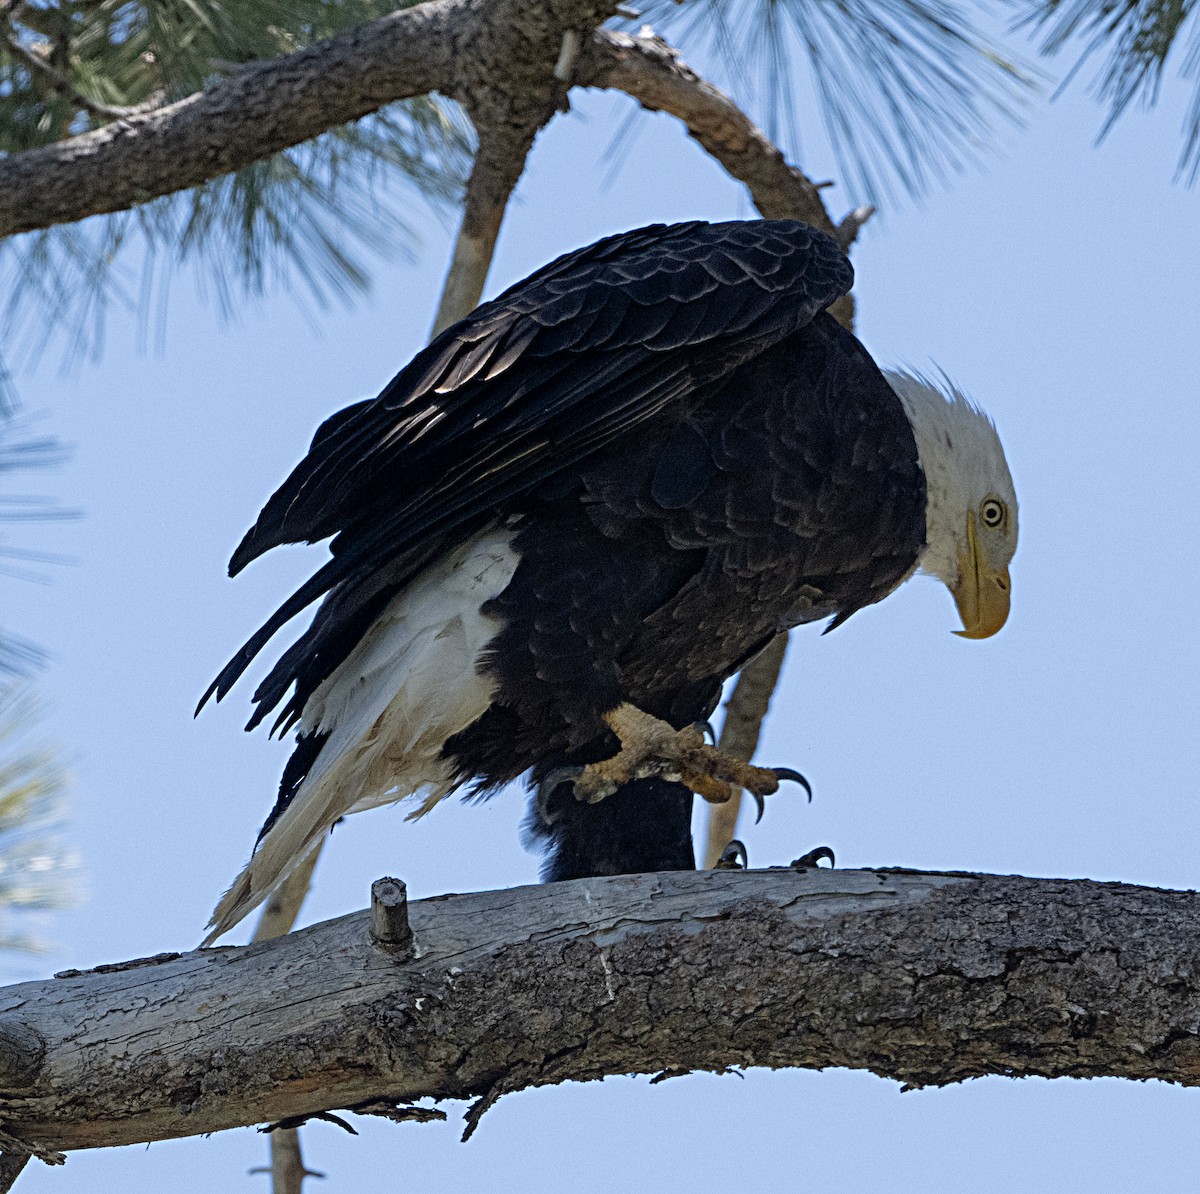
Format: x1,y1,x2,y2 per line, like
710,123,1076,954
885,370,1018,639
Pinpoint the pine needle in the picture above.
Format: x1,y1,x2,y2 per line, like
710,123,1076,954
0,682,77,953
635,0,1035,203
1016,0,1200,181
0,0,473,369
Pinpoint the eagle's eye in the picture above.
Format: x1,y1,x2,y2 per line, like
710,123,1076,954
980,498,1006,529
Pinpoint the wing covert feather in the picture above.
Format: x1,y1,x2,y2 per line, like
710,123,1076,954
204,220,852,714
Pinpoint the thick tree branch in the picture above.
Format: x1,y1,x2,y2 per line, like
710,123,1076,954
0,0,620,238
0,2,877,258
2,868,1199,1158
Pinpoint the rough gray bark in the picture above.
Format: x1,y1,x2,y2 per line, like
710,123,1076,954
0,1152,29,1193
0,0,617,238
0,2,869,252
1,868,1199,1160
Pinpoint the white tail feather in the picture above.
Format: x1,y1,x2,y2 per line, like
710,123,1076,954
203,529,519,944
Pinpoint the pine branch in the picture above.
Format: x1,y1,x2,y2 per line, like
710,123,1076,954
3,867,1200,1160
0,0,618,238
580,28,837,233
578,26,870,329
0,27,159,121
0,1151,29,1193
250,845,324,1194
430,106,550,335
637,0,1031,202
701,633,789,867
0,0,880,245
1018,0,1200,181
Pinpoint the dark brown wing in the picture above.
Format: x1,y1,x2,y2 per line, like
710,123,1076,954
200,220,853,720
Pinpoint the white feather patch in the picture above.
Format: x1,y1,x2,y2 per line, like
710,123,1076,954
204,528,519,942
884,370,1017,589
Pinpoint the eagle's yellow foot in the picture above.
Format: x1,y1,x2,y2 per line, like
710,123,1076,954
552,703,811,821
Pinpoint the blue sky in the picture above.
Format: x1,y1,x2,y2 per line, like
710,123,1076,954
3,20,1200,1192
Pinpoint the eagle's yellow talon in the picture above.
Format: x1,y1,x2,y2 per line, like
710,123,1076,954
557,702,803,820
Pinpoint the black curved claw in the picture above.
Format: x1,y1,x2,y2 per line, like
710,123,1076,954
535,766,583,825
790,846,835,870
542,764,584,791
540,765,585,806
715,839,748,870
771,767,813,802
699,720,717,744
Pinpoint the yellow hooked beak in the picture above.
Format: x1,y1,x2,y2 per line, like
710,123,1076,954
952,510,1011,639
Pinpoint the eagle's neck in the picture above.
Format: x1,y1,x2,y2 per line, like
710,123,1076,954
885,371,1006,590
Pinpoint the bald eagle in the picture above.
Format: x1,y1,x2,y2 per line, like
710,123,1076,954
199,219,1017,943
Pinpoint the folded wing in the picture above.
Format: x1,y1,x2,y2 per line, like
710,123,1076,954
199,220,854,734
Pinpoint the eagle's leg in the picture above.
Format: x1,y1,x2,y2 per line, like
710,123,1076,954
565,702,805,817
